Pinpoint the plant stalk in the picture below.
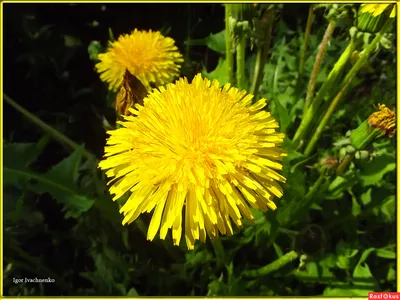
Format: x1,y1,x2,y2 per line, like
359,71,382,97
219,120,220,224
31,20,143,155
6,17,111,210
292,41,356,147
4,94,95,161
242,250,299,277
341,18,393,89
303,20,336,114
250,7,275,98
211,238,226,269
225,4,234,83
336,153,354,175
302,18,393,155
298,5,314,83
304,79,353,156
236,33,246,89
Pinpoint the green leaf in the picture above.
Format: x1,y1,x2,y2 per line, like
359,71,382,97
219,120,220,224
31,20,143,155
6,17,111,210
305,261,319,277
273,242,283,258
336,240,359,270
273,93,290,133
327,174,358,200
4,136,48,169
376,248,396,260
380,195,395,222
360,150,395,186
207,275,228,296
186,30,226,54
4,145,94,216
64,35,82,47
387,265,395,281
352,248,379,292
351,195,361,217
88,40,104,61
360,188,372,205
202,58,229,85
323,287,372,296
126,287,139,296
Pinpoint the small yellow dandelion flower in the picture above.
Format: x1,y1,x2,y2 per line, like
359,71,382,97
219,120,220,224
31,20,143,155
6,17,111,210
99,74,287,250
360,4,396,18
368,104,396,137
96,29,184,91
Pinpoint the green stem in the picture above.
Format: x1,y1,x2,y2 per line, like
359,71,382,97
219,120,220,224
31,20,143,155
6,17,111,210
277,228,300,236
242,250,299,278
250,7,275,98
304,21,336,114
341,18,393,88
211,238,226,269
298,5,314,83
135,216,148,236
225,5,234,83
236,33,246,89
292,41,356,147
4,93,95,161
304,79,353,156
279,168,329,228
302,19,393,155
336,153,354,175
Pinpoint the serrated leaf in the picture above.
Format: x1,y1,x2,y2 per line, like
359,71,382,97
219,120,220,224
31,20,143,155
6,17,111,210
4,145,94,216
327,174,358,200
186,30,226,54
4,136,48,169
352,248,379,292
360,151,395,186
202,58,229,85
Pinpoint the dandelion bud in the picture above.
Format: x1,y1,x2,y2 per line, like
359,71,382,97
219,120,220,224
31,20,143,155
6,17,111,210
350,104,396,150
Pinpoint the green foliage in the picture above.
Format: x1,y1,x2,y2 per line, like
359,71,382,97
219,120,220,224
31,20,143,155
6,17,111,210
3,3,395,297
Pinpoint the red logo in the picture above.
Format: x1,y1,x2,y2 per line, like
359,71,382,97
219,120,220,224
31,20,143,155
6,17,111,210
369,293,400,300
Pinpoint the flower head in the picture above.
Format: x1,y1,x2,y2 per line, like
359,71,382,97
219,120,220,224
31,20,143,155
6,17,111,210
99,74,287,250
350,104,396,150
360,4,396,18
368,104,396,137
96,29,183,91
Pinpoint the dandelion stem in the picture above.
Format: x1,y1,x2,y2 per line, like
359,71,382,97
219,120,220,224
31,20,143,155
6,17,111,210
236,33,246,90
4,93,95,161
304,79,353,156
336,153,354,175
298,5,314,85
292,41,356,148
303,20,336,114
211,239,226,268
225,4,234,83
250,6,275,98
242,250,299,278
302,18,393,155
341,18,393,88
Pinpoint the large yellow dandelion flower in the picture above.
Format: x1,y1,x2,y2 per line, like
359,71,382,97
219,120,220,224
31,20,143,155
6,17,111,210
360,4,396,18
96,29,184,91
98,74,287,250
